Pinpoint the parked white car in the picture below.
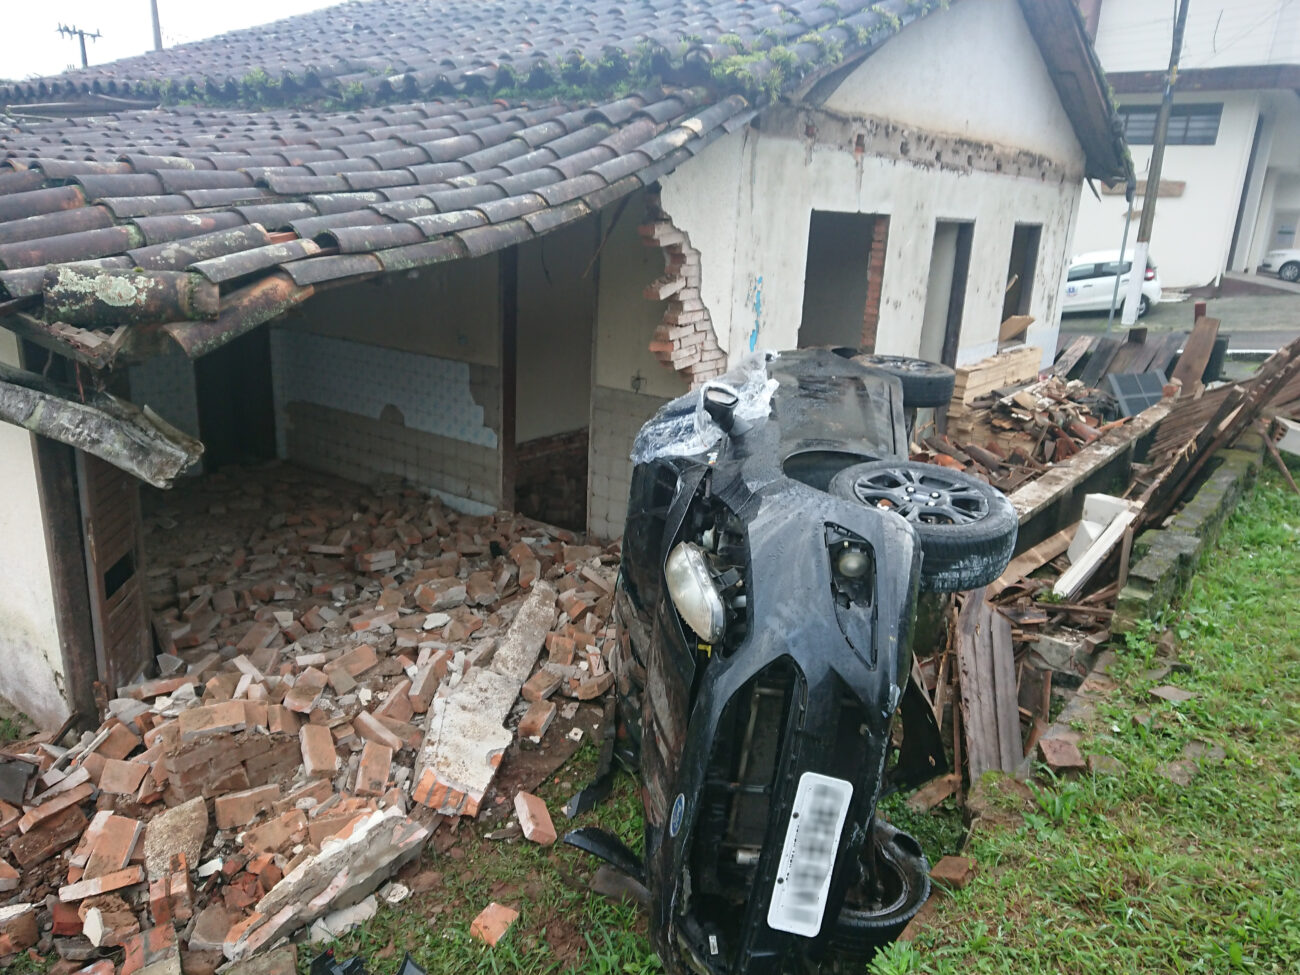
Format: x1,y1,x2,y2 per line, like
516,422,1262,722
1259,249,1300,282
1060,249,1162,317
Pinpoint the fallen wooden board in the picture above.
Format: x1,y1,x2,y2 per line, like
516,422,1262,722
905,773,960,813
1170,317,1220,394
1052,335,1094,378
955,591,1022,780
1078,335,1123,389
987,526,1074,597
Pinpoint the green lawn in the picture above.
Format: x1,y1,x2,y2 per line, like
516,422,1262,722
884,463,1300,975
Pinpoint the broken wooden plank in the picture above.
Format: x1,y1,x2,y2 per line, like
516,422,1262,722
956,591,1020,780
1052,335,1094,378
0,361,202,488
988,526,1074,596
989,609,1021,773
905,773,960,813
1169,317,1220,395
1078,336,1123,388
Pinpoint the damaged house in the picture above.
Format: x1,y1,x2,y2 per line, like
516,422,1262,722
0,0,1128,730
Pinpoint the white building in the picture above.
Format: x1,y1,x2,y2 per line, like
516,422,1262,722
1073,0,1300,289
0,0,1128,728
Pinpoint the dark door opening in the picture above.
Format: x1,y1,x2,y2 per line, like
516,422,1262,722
1002,223,1042,322
194,326,276,469
799,210,889,352
919,221,974,368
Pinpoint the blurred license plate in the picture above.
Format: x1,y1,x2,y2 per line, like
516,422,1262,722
767,772,853,937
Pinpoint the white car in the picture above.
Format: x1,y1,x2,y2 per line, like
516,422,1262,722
1259,249,1300,282
1061,249,1162,317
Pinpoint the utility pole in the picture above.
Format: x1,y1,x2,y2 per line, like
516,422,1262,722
57,23,101,68
1122,0,1192,325
150,0,164,51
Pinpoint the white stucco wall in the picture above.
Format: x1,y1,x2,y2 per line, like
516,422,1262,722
1072,91,1262,288
658,0,1086,368
0,331,70,728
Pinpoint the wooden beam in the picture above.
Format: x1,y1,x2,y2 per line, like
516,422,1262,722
987,526,1074,597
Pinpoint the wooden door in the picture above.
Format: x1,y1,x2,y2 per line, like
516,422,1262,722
75,453,151,694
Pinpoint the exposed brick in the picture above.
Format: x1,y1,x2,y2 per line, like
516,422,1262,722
300,724,337,778
513,792,557,845
354,711,403,751
355,742,393,796
516,700,556,740
469,902,518,947
242,810,306,854
99,759,149,796
59,865,146,902
215,784,280,829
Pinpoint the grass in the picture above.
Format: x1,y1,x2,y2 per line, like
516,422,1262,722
306,741,661,974
889,463,1300,975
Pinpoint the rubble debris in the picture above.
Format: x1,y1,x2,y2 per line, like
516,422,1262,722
513,792,557,846
469,901,519,947
928,856,977,890
0,463,623,967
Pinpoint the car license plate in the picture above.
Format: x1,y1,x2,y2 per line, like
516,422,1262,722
767,772,853,937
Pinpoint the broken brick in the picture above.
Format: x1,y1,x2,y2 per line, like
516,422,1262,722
98,759,149,796
356,742,393,796
469,902,518,946
513,792,557,845
517,700,556,740
300,724,337,778
215,784,280,830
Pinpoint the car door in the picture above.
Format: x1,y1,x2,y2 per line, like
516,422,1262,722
1095,260,1132,313
1063,262,1101,312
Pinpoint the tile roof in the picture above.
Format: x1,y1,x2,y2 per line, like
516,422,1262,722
0,89,755,358
1,0,930,109
0,0,1130,366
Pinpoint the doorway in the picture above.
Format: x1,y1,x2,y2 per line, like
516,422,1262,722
194,327,276,468
919,221,974,367
1002,224,1042,321
798,211,889,352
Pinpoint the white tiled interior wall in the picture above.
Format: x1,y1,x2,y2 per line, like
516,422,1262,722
270,328,498,458
127,353,201,440
588,385,668,539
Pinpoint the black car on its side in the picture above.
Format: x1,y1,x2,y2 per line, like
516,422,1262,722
567,348,1018,974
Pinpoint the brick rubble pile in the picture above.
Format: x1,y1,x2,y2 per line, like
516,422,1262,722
0,466,620,972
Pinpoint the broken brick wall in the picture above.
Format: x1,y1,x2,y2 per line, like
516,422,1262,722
588,190,689,539
515,428,588,531
639,193,728,387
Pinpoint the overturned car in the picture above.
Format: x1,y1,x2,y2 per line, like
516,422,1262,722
568,348,1018,974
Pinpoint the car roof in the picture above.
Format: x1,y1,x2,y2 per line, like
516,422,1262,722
1069,249,1157,265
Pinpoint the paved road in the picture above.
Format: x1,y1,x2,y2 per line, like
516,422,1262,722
1060,293,1300,353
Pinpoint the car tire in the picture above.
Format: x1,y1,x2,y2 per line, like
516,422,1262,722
1280,262,1300,283
826,821,930,952
1138,294,1150,317
851,354,956,409
829,461,1018,592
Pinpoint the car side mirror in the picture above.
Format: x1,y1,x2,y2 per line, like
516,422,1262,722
702,384,740,433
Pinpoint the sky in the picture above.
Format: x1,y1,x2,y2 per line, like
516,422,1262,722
4,1,344,81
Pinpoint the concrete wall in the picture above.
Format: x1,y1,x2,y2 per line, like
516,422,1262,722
271,255,503,511
0,331,70,728
588,190,690,538
1071,91,1263,288
659,0,1085,368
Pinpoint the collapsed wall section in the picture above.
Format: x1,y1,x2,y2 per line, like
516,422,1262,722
639,193,728,388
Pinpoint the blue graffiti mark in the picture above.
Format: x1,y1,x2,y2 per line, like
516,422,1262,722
748,275,763,352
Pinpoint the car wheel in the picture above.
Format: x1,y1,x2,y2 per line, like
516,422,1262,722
851,354,956,409
826,821,930,953
1138,294,1150,318
1280,262,1300,282
829,461,1018,592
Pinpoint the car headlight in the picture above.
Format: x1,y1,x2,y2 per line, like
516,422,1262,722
665,541,726,643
